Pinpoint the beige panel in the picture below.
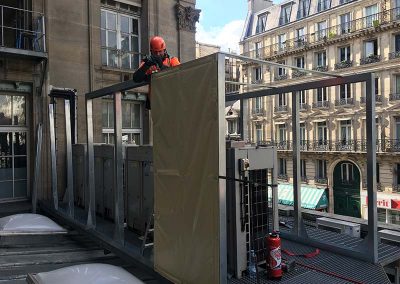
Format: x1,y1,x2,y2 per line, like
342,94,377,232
151,55,223,284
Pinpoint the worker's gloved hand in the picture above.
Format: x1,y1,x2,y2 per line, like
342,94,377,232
143,55,156,67
151,54,164,69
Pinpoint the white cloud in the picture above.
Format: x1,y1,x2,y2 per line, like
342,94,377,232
196,20,245,54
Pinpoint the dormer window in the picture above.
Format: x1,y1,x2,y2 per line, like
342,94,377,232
256,13,268,34
279,3,292,25
297,0,310,19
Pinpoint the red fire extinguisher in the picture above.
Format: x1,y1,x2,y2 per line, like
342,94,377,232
267,231,283,279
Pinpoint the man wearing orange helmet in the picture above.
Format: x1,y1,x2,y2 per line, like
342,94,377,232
133,36,180,109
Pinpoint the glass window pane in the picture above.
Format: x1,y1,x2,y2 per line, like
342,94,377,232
107,12,116,30
120,16,130,33
101,11,106,28
121,53,130,69
132,18,139,35
107,31,117,48
14,180,27,197
121,34,130,52
0,157,12,180
108,49,118,67
131,36,139,52
122,102,131,128
0,181,13,198
14,157,27,179
0,95,12,125
101,30,106,47
131,54,139,69
13,96,26,126
109,103,114,128
101,49,107,66
133,133,140,145
132,104,140,128
0,132,12,156
14,132,26,155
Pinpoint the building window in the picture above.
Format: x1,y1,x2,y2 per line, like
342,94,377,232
300,159,307,178
316,121,327,143
316,160,327,179
341,163,354,184
277,60,286,76
365,4,378,28
340,120,352,143
254,67,262,83
256,13,268,33
253,97,263,113
279,158,287,175
278,93,287,106
101,7,140,69
340,13,351,34
278,124,286,142
316,87,327,102
256,124,263,143
339,46,351,62
395,117,400,140
315,51,327,67
375,77,379,96
340,84,351,100
279,3,292,25
228,120,237,134
297,0,310,19
317,0,331,12
295,27,305,47
316,21,327,41
102,100,142,144
396,75,400,94
395,34,400,52
300,123,306,142
295,56,305,68
299,91,306,105
364,39,378,57
254,41,262,58
278,34,286,51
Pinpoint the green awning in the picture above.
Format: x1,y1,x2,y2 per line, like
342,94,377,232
278,184,328,210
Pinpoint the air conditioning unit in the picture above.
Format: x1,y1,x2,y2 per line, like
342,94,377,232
316,217,361,238
378,229,400,246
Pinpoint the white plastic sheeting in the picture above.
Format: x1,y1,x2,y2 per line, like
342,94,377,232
32,263,144,284
0,214,66,234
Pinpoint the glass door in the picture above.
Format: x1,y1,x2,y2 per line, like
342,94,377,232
0,93,28,200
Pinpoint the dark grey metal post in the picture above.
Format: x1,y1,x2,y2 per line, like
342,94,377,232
86,99,96,228
292,91,302,236
272,150,279,232
49,104,58,210
32,123,42,213
240,99,244,141
366,73,378,263
113,92,124,244
65,100,74,218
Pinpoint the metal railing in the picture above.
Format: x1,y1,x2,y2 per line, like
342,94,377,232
389,93,400,101
242,8,400,59
313,65,329,72
389,51,400,59
382,139,400,152
315,177,328,184
393,184,400,193
251,109,265,116
300,103,309,110
0,5,46,52
275,73,288,81
360,95,382,103
363,180,382,191
335,98,354,106
292,70,307,78
274,105,288,112
278,173,289,180
301,176,309,183
334,60,353,70
312,101,330,108
360,54,381,65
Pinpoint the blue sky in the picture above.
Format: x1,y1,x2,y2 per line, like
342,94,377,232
196,0,248,53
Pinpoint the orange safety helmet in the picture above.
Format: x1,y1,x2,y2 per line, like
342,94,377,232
150,36,166,52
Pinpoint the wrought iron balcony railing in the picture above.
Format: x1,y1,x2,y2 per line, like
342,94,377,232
363,180,383,191
334,60,353,70
389,93,400,101
276,140,291,150
312,101,330,109
389,51,400,60
360,95,382,103
301,176,309,183
274,105,288,112
251,109,265,116
292,70,307,78
382,139,400,152
278,174,289,181
392,184,400,193
300,103,309,111
315,177,328,184
313,65,329,72
0,5,46,52
360,54,381,65
335,98,354,106
275,74,288,81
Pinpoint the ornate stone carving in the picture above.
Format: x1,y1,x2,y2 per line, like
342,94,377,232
176,4,200,32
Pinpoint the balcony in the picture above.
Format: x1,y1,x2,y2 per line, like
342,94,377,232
393,184,400,193
312,101,329,109
292,70,307,78
275,74,288,81
389,93,400,101
389,51,400,60
360,95,382,104
310,140,330,151
334,60,353,70
382,139,400,152
251,109,265,117
313,65,328,72
360,55,381,65
363,180,383,191
335,98,354,106
333,140,356,151
274,105,288,112
300,103,309,111
0,5,46,55
315,177,328,184
276,140,291,150
278,174,289,181
301,176,309,183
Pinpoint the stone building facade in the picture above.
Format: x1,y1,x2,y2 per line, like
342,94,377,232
0,0,198,203
241,0,400,224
